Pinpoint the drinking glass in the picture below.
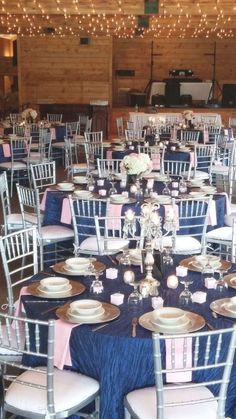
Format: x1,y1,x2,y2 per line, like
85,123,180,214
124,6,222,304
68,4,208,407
128,282,143,309
108,173,117,196
162,246,173,266
162,180,171,195
179,276,193,305
214,268,229,293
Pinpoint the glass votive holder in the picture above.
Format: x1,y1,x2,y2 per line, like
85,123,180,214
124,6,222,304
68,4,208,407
167,274,179,289
90,280,104,294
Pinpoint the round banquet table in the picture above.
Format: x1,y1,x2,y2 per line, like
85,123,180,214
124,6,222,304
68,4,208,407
42,179,227,232
22,255,236,419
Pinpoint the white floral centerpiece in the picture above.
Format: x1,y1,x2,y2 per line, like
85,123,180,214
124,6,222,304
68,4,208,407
21,108,38,122
121,153,153,176
182,109,194,127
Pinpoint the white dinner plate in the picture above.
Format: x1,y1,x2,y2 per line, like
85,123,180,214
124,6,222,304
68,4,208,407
37,283,72,295
223,273,236,289
67,306,105,322
139,311,205,334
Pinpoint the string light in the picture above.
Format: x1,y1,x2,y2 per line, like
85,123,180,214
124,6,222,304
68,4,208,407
0,0,235,38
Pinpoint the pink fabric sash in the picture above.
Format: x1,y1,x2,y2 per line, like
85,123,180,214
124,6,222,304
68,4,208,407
166,337,192,383
2,143,11,157
208,199,217,226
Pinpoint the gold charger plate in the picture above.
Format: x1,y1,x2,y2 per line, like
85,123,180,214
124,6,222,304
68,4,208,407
223,273,236,289
52,260,106,276
179,257,231,273
27,280,85,299
139,310,205,334
56,301,120,324
210,298,236,319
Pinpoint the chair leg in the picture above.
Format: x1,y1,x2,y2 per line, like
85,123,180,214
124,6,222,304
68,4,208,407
124,406,132,418
95,395,100,419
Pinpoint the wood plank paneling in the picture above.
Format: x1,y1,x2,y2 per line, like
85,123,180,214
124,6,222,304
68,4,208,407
18,36,112,108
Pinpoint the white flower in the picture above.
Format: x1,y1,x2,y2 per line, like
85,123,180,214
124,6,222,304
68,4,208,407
122,153,152,175
21,108,37,120
183,109,194,121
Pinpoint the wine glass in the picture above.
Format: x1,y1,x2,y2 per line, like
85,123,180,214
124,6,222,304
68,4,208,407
89,262,104,294
128,281,143,310
214,268,229,293
162,246,173,266
162,180,171,196
108,173,117,196
179,276,193,305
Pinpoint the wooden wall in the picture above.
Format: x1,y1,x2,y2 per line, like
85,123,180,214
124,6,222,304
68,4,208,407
15,36,236,112
18,36,113,109
113,39,236,104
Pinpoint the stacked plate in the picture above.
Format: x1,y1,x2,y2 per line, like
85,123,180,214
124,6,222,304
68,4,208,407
113,146,125,151
211,297,236,319
151,307,189,331
67,299,105,322
57,182,75,191
129,249,142,266
223,297,236,315
73,190,93,199
154,195,172,204
64,257,92,275
189,191,207,197
200,186,217,194
73,176,88,185
110,194,128,204
38,277,72,295
191,255,221,270
189,179,205,188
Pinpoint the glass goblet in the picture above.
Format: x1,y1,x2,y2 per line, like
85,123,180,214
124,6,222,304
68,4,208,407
108,173,117,196
162,180,171,196
179,277,193,306
214,268,229,293
128,282,143,310
89,264,104,294
162,246,174,266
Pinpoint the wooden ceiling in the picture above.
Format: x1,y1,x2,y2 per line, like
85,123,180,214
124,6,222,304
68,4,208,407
1,0,236,38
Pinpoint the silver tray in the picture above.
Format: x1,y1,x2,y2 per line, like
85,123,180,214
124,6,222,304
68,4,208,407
52,260,106,276
56,301,120,324
179,257,231,273
139,310,205,334
27,280,86,299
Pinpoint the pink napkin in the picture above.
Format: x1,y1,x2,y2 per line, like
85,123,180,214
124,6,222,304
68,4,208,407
208,199,217,226
40,187,53,211
151,153,160,170
218,192,231,215
2,143,11,157
107,202,122,229
106,150,113,160
50,128,56,140
60,198,72,224
166,337,192,383
13,286,30,319
54,319,78,370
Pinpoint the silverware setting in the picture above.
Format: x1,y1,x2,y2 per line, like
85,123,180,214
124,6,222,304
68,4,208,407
131,317,138,337
92,318,121,332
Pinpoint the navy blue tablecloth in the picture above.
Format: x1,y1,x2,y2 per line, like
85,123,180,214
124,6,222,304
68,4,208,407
22,255,236,419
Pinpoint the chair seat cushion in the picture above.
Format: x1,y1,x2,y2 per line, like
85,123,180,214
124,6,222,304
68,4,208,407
206,226,232,241
52,142,65,148
6,213,23,225
5,367,99,415
80,236,129,254
211,165,229,175
0,162,26,169
159,235,201,254
224,213,236,227
194,170,209,179
125,385,217,419
41,225,74,241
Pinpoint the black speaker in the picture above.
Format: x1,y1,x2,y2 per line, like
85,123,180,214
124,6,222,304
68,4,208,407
165,81,180,106
222,84,236,107
80,37,91,45
116,70,135,77
12,40,17,66
151,94,165,106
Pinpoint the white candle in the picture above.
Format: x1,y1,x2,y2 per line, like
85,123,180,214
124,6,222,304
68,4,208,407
123,270,135,284
167,274,179,289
